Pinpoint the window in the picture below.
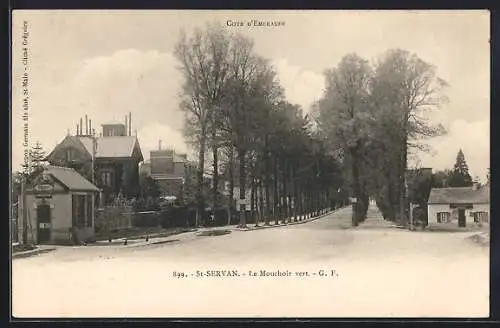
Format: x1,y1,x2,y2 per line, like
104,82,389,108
66,148,74,161
86,195,93,227
72,195,86,228
100,171,113,187
437,212,451,223
473,212,489,224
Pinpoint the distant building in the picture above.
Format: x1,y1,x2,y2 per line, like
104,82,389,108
45,113,143,204
140,141,188,197
427,183,489,228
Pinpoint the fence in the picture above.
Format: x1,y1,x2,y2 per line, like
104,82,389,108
95,205,134,234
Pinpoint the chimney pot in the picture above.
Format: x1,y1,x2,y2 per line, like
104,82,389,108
129,112,132,136
85,114,88,135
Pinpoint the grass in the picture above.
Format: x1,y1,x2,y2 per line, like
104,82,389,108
12,244,37,253
94,227,193,242
197,230,232,237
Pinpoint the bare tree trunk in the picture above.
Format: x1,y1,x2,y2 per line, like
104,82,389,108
251,175,257,226
282,160,289,224
263,147,271,225
351,145,362,227
399,134,409,226
273,156,280,225
264,153,271,225
297,182,303,221
212,130,219,224
238,148,247,228
290,163,296,222
227,146,235,226
259,178,265,225
196,131,207,228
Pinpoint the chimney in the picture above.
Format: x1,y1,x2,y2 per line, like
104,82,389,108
76,124,79,136
85,114,88,135
80,117,83,136
125,115,128,135
89,119,92,135
129,112,132,136
159,140,162,150
92,128,96,137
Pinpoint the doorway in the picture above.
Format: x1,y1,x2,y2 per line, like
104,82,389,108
37,202,51,243
458,209,466,227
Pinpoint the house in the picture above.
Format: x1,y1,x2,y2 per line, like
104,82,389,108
46,114,143,204
427,183,490,228
139,141,188,198
18,165,100,245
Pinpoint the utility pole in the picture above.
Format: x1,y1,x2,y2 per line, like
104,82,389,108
21,175,27,244
92,130,96,184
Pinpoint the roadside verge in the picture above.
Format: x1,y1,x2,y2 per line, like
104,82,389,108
12,246,56,260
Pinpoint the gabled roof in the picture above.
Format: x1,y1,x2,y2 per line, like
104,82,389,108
46,135,143,161
78,136,142,160
428,186,490,205
45,135,91,161
44,165,100,192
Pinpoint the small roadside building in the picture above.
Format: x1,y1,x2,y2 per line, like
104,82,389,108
427,184,490,228
18,165,100,245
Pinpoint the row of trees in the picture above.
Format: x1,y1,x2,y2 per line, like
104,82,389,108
174,24,347,228
313,50,449,226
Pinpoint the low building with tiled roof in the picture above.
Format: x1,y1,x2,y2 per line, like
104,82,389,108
18,165,100,245
427,184,490,228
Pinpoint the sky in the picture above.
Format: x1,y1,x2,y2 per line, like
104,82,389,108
11,10,490,180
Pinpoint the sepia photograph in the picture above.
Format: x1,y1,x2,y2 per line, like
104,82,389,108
11,10,490,318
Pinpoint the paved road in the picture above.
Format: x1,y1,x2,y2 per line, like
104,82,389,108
12,205,489,318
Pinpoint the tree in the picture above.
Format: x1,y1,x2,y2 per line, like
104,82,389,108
431,169,452,188
20,141,47,176
448,149,473,187
174,23,232,227
133,173,162,211
371,49,448,225
407,168,433,206
316,53,373,226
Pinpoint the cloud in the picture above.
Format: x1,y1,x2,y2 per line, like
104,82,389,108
272,58,325,112
12,49,185,171
137,122,189,161
413,119,489,180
